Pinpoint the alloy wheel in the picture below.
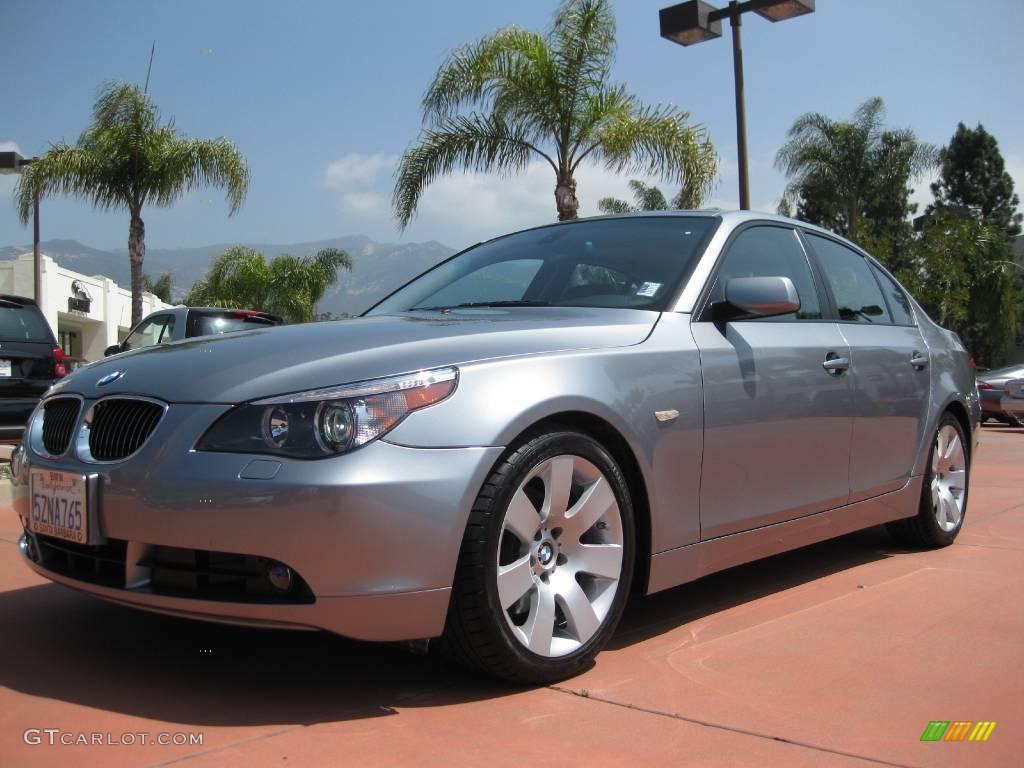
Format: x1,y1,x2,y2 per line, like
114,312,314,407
496,454,624,658
931,424,967,532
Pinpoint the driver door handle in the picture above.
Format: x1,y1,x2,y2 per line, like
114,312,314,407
910,351,929,370
822,353,850,375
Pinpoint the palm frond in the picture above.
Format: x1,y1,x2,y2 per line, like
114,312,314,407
587,105,718,204
597,197,633,214
394,113,538,229
422,28,552,121
149,135,250,213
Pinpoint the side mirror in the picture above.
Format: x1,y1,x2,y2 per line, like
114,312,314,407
724,276,800,318
104,344,122,357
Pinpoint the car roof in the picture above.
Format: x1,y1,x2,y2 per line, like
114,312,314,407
480,209,854,248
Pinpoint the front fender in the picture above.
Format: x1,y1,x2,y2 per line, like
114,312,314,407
385,313,705,552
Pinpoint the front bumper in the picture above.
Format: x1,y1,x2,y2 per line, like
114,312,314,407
12,408,502,641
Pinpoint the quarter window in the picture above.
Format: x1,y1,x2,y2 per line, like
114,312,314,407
870,264,915,326
807,234,891,324
707,226,822,321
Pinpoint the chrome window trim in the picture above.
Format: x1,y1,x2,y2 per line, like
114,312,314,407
28,394,85,460
74,395,170,465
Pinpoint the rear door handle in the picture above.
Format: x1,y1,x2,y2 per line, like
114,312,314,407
822,353,849,375
910,351,929,369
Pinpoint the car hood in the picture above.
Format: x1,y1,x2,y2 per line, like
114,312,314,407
52,307,659,403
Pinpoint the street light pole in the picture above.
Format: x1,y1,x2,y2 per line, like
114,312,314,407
728,3,750,210
659,0,815,211
33,186,41,305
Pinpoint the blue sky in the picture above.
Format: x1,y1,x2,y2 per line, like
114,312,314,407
1,0,1021,253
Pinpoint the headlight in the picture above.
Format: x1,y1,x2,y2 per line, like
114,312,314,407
196,367,458,459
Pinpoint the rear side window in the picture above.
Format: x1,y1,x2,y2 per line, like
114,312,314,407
0,303,52,342
191,312,276,336
706,226,822,321
806,235,890,324
870,264,915,326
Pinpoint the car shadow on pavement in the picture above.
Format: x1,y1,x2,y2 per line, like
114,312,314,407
610,525,899,649
0,581,505,726
0,525,902,725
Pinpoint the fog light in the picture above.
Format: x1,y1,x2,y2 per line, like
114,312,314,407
267,563,293,591
18,534,37,561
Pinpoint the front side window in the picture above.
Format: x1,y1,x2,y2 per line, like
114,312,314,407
367,217,719,314
706,226,822,321
123,316,168,351
807,234,890,324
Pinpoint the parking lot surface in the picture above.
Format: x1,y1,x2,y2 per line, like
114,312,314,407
1,426,1021,767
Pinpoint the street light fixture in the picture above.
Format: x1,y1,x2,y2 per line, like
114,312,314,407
0,150,42,306
659,0,815,210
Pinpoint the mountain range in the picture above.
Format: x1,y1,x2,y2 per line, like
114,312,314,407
0,236,457,317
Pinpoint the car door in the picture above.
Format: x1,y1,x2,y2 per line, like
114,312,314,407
691,224,853,540
803,233,930,502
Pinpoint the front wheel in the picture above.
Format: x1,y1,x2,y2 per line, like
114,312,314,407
887,412,969,548
441,429,635,684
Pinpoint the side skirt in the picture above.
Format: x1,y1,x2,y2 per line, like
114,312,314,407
647,475,924,595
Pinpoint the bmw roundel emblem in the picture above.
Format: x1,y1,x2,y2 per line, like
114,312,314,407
96,370,126,387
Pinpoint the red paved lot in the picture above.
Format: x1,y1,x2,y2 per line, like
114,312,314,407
1,426,1021,767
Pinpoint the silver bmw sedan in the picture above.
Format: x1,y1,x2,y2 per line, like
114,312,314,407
11,211,979,683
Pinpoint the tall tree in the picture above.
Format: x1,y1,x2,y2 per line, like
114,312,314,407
775,97,937,239
928,123,1022,237
394,0,717,227
184,246,351,323
143,272,174,303
14,81,249,325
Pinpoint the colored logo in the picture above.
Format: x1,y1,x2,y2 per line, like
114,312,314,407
96,370,125,387
920,721,996,742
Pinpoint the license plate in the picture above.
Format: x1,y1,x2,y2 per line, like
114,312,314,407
0,359,10,377
29,469,89,544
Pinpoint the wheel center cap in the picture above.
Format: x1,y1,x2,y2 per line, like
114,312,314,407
537,542,554,566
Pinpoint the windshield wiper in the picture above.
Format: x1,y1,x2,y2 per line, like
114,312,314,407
410,300,550,311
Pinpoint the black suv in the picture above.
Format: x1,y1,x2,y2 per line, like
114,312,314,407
0,295,68,440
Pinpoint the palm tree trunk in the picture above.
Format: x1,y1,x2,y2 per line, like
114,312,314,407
555,171,579,221
128,207,146,326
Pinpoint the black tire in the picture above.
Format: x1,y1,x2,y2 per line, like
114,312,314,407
439,428,635,684
887,412,969,548
1008,415,1024,428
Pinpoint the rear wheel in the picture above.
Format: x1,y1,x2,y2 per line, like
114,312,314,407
887,412,969,548
441,429,634,684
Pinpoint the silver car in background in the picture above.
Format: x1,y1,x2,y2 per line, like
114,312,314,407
11,211,980,683
1001,378,1024,424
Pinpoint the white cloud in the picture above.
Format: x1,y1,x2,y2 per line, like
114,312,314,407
322,152,399,218
0,140,21,199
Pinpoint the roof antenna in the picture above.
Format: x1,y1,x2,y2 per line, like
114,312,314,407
144,41,155,94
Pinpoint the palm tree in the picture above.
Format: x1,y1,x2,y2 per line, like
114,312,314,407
184,246,352,323
597,178,710,214
394,0,717,227
14,81,249,325
775,97,937,238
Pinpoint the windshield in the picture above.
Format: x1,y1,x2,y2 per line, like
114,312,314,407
367,217,718,315
0,302,54,343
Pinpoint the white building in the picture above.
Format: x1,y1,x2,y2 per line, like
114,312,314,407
0,252,173,363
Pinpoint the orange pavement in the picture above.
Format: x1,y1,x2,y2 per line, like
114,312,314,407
1,425,1021,768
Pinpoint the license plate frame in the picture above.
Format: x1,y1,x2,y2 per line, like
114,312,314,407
29,469,90,544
